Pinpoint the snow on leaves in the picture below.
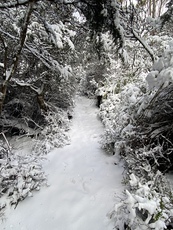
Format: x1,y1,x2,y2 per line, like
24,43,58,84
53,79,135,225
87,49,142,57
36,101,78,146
0,142,47,212
147,48,173,90
113,172,172,230
33,109,71,155
44,21,75,50
97,33,173,229
0,107,71,216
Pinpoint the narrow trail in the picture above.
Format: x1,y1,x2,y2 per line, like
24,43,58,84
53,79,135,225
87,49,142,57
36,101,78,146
1,96,124,230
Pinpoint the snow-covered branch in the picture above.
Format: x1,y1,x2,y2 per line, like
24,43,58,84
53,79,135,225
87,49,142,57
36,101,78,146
132,29,156,62
15,80,43,94
25,44,73,78
0,28,17,40
63,0,79,3
15,80,48,111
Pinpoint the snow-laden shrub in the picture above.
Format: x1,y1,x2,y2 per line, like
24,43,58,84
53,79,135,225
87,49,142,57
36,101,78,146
79,75,98,97
147,34,173,58
32,107,71,155
0,105,72,217
146,48,173,91
110,172,173,230
99,46,173,229
0,140,47,216
78,64,106,97
99,79,145,152
136,48,173,172
100,84,173,229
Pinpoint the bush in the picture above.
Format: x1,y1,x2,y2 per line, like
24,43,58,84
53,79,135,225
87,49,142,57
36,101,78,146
99,49,173,228
0,139,47,216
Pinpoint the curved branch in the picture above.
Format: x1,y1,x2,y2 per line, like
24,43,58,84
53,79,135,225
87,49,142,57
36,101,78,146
132,29,156,62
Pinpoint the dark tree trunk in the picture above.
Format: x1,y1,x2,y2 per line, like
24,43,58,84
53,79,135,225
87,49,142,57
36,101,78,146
0,1,35,115
0,83,7,114
37,93,47,112
97,95,102,108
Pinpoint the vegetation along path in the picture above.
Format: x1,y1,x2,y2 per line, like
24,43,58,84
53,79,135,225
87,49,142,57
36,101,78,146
1,96,124,230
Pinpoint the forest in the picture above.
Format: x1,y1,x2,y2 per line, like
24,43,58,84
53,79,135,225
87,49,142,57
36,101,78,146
1,0,173,229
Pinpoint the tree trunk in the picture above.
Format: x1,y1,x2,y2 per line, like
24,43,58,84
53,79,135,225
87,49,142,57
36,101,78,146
0,83,7,114
0,1,35,115
152,0,156,18
37,93,47,112
148,0,152,17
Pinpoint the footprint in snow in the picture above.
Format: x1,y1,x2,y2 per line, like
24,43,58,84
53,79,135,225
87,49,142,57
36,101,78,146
82,182,90,193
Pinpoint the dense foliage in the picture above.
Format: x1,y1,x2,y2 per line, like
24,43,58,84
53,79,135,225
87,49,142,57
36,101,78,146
97,22,173,230
1,0,173,229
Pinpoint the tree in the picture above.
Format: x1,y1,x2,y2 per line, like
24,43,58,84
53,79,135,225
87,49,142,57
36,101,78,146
0,0,78,134
0,1,35,114
137,0,167,17
0,0,168,131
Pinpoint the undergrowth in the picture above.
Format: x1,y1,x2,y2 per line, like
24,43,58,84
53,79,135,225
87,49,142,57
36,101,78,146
99,47,173,229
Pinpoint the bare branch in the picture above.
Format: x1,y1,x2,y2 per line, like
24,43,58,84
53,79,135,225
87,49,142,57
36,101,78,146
0,28,17,40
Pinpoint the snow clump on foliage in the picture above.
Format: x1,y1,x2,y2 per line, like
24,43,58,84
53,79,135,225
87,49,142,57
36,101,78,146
99,42,173,229
147,47,173,90
0,140,47,216
33,108,71,155
0,106,72,217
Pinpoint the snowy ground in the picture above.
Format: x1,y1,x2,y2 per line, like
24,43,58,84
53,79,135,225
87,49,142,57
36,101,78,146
1,96,124,230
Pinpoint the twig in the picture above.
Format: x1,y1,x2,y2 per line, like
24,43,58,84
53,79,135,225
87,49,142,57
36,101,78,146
0,132,11,157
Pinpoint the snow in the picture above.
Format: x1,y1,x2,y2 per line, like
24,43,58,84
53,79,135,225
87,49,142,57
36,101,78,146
1,96,124,230
0,63,4,68
101,33,114,51
44,21,75,50
146,47,173,90
5,66,14,81
149,220,167,230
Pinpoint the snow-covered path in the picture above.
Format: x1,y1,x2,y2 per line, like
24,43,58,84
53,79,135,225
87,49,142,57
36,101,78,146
1,96,124,230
